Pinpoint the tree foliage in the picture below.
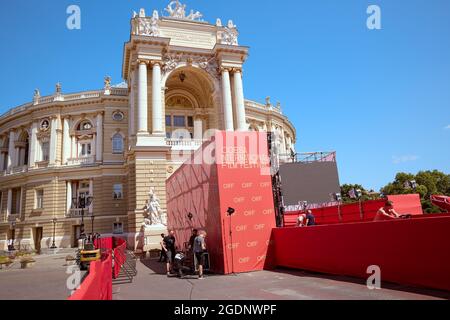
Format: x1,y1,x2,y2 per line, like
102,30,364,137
341,170,449,213
380,170,450,213
340,184,381,204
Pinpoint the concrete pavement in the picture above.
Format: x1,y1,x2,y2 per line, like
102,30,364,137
1,252,448,300
113,258,450,300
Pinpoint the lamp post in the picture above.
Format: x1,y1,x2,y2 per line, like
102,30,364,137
226,207,236,274
9,222,16,251
50,218,57,249
333,193,343,222
72,193,93,242
91,215,95,235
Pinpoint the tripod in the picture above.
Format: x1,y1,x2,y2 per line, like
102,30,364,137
225,207,236,275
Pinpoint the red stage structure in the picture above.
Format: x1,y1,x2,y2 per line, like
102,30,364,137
283,194,423,227
166,131,276,274
272,215,450,292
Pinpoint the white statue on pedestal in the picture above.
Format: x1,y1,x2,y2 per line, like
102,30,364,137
143,188,167,228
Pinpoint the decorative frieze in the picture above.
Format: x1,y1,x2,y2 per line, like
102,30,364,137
162,52,219,78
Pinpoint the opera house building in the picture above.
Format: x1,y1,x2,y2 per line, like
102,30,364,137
0,1,296,250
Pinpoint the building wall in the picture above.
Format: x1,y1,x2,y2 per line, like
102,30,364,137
0,89,296,250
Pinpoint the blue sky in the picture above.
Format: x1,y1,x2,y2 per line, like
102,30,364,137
0,0,449,190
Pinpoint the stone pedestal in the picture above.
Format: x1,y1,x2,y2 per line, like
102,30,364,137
143,224,167,251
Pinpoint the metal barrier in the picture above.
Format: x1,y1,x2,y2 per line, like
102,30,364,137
69,237,135,300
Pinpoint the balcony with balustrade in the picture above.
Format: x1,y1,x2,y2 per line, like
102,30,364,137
166,138,206,151
66,156,96,167
65,208,93,218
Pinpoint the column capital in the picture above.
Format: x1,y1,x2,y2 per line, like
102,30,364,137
230,67,243,74
137,59,149,65
150,60,162,67
219,66,233,75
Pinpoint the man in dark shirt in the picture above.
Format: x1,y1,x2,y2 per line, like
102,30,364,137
158,233,167,263
162,230,176,276
305,210,316,226
193,231,207,279
188,229,198,251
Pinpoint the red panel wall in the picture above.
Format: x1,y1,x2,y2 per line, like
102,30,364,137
273,216,450,292
284,195,423,227
387,194,423,216
166,131,276,274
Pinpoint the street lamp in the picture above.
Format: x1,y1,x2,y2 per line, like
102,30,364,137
72,194,93,241
332,193,343,222
91,215,95,235
50,218,57,249
9,222,16,251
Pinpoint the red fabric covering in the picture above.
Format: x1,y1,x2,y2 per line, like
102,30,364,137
431,195,450,212
284,194,423,227
69,237,126,300
113,239,126,279
68,253,112,300
167,131,276,274
272,216,450,292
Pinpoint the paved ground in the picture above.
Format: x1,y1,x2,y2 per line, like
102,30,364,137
1,252,448,300
113,258,450,300
0,249,79,300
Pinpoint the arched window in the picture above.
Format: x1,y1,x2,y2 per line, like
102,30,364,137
112,133,124,154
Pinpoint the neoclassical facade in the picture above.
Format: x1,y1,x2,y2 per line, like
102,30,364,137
0,1,296,250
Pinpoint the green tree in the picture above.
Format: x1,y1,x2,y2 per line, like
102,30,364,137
340,184,381,204
380,170,450,213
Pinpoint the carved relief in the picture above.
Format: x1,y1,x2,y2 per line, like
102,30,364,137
164,1,203,21
133,9,160,37
162,53,219,78
166,95,193,108
219,20,239,46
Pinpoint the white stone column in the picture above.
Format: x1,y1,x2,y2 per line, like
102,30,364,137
71,135,76,159
193,116,204,140
91,134,96,160
7,189,12,217
137,60,148,134
29,122,38,168
49,118,57,165
152,62,163,134
96,113,103,162
280,128,287,155
0,142,4,171
66,181,72,214
19,187,23,216
221,68,234,131
62,118,70,165
129,70,136,137
7,131,15,170
233,69,247,131
89,179,94,214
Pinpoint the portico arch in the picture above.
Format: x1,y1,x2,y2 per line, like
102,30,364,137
163,65,220,139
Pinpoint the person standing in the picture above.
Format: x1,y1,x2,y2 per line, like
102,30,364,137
162,230,176,276
158,233,167,263
193,230,207,279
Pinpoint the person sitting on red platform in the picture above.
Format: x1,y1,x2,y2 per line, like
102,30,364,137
305,210,316,226
374,200,400,221
297,213,307,227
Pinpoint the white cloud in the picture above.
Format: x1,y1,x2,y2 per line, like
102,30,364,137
392,155,419,164
445,125,450,130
